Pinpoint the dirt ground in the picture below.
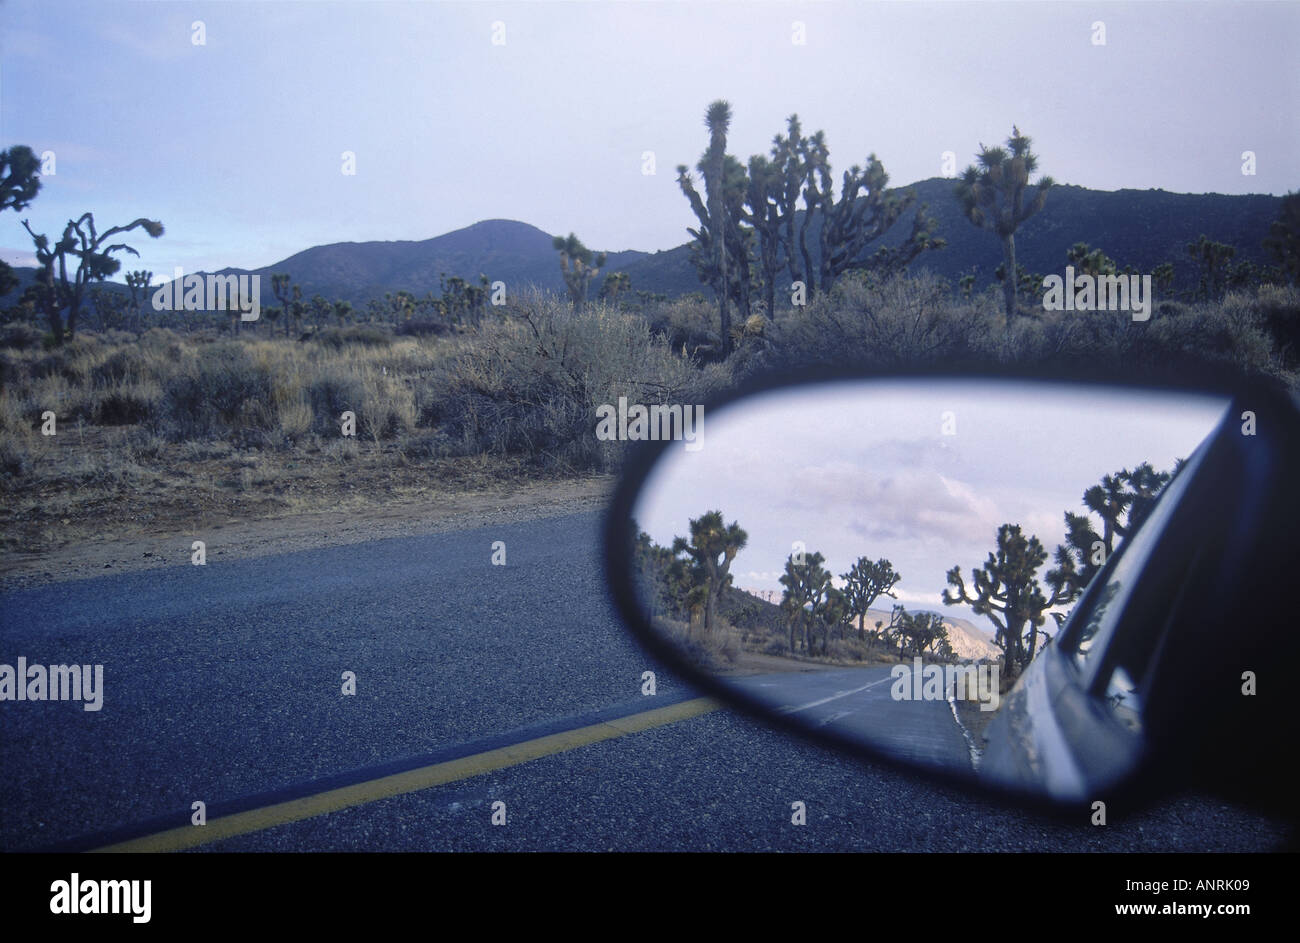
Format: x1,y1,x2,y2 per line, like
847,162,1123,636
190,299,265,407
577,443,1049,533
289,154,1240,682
0,460,614,592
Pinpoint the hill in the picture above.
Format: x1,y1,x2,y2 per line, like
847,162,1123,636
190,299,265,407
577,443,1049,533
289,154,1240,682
2,182,1284,310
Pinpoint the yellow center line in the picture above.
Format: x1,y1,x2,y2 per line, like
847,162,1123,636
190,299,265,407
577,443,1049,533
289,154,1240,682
90,697,719,853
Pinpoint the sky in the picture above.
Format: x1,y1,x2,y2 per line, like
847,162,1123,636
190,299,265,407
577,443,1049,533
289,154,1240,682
1,0,1297,280
632,379,1229,626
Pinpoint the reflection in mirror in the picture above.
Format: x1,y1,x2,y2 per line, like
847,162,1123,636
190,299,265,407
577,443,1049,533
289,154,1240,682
626,379,1229,797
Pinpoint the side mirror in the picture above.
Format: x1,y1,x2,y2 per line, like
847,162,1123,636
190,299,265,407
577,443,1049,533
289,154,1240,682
603,368,1300,816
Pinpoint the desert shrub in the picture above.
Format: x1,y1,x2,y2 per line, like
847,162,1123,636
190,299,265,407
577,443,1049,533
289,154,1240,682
768,270,996,372
643,296,721,358
161,343,276,440
423,298,730,472
92,348,150,386
0,436,29,485
0,324,44,351
140,328,185,358
394,319,451,339
309,325,393,349
307,368,366,436
1256,283,1300,367
95,388,157,425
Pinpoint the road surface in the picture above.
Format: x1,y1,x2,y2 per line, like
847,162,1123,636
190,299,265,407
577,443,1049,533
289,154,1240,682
0,510,1288,851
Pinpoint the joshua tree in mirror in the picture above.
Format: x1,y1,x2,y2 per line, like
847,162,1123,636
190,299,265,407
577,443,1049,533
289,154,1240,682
873,603,905,653
552,233,606,313
955,125,1054,325
1052,461,1178,601
21,212,164,345
840,556,901,646
631,524,692,623
670,510,747,636
943,523,1069,676
779,549,834,654
816,586,849,656
892,607,948,658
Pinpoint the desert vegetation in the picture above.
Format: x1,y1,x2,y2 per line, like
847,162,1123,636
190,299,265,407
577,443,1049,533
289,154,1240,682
634,458,1178,680
2,108,1298,556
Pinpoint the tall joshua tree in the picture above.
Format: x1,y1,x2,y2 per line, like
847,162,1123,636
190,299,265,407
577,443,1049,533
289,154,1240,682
552,233,606,312
671,510,748,636
955,125,1054,325
704,100,732,355
779,549,834,654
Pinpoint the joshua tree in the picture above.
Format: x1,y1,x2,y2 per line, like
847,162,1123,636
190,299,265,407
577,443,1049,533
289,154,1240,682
779,549,834,654
1264,191,1300,286
1052,461,1177,600
598,271,631,304
671,510,748,636
0,145,41,212
703,100,732,353
271,273,302,338
1,145,42,298
896,609,948,658
805,143,942,296
1066,242,1118,277
840,556,901,643
1186,234,1237,300
21,212,164,344
816,585,849,655
955,125,1054,324
677,101,748,352
1152,262,1176,297
124,270,153,332
944,523,1070,675
552,233,606,312
743,153,787,319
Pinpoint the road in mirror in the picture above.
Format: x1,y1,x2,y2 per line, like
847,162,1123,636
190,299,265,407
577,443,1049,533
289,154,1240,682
626,379,1229,790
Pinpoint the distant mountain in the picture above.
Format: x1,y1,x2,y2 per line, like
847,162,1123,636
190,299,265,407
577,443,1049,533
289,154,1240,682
3,182,1284,309
236,219,650,306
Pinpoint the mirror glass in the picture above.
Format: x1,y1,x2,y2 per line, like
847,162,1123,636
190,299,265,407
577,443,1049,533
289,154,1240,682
623,379,1230,798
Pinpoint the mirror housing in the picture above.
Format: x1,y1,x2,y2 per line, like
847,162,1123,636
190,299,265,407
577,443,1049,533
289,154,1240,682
603,364,1300,818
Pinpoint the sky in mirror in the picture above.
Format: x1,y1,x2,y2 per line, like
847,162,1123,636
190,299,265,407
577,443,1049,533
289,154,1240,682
633,380,1229,621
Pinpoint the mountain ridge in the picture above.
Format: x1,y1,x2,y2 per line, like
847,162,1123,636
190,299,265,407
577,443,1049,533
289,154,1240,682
2,181,1285,308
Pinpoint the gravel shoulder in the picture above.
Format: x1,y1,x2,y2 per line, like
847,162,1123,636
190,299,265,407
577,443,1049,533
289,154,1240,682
0,475,614,592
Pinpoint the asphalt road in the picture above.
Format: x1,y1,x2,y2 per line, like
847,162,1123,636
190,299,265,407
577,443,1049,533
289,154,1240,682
0,510,1290,851
731,667,975,771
